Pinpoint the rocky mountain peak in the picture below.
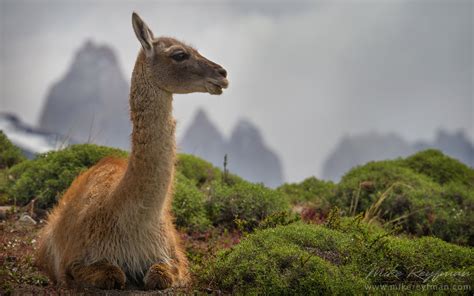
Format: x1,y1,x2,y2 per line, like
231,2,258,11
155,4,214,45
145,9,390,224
39,40,131,149
74,40,118,67
231,120,262,143
180,110,284,187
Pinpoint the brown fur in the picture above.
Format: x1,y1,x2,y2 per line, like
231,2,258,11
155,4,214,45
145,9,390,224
36,12,228,290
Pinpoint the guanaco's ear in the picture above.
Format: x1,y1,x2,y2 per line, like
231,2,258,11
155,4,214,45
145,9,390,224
132,12,155,57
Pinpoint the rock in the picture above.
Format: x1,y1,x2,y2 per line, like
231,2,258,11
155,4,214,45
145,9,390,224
19,214,37,225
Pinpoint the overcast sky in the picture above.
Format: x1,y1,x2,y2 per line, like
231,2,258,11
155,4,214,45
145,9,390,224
0,0,472,182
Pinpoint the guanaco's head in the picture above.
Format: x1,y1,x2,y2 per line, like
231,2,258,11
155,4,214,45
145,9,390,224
132,12,228,95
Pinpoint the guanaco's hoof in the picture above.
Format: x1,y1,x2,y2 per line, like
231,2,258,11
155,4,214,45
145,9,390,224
143,263,174,290
84,263,126,290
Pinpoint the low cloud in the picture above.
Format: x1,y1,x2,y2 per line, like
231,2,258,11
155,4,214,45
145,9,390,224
1,0,472,182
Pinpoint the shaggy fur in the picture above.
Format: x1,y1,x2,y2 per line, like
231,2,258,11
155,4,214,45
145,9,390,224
37,12,228,290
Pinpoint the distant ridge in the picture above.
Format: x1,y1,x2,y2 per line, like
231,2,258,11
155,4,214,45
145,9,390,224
322,130,474,181
0,112,73,158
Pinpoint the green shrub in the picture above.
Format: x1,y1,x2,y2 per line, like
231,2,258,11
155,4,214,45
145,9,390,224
172,173,211,232
202,222,474,295
278,177,335,221
0,169,9,205
8,144,127,208
278,177,335,205
433,182,474,245
402,149,474,186
177,153,243,188
334,155,473,245
335,160,439,212
257,211,301,230
207,180,290,230
0,131,25,169
177,154,222,186
335,160,444,232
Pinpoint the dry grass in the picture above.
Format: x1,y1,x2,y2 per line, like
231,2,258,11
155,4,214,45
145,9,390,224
362,182,412,224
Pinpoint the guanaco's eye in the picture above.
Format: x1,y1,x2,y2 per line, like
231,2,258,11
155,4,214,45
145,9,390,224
170,51,188,62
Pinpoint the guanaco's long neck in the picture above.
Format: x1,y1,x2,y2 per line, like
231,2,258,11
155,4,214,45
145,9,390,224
114,53,175,216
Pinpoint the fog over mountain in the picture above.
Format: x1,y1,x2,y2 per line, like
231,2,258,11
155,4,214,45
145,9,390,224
17,36,285,187
180,109,227,166
1,1,472,183
180,109,284,187
39,41,131,149
323,130,474,181
0,112,71,158
414,130,474,167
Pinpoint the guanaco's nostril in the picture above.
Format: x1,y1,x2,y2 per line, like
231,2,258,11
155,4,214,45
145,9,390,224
218,68,227,78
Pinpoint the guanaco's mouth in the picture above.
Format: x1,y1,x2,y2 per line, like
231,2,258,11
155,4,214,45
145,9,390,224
206,78,229,95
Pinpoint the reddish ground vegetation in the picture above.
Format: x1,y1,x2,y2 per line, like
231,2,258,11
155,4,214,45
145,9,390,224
0,210,242,295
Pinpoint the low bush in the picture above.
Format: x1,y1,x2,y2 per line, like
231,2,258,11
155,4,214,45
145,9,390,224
335,160,440,213
402,149,474,186
201,221,473,295
177,154,222,186
257,211,301,230
332,155,473,245
278,177,335,205
0,131,25,169
7,144,127,208
278,177,336,222
0,170,9,205
433,182,474,245
335,160,444,233
207,180,290,230
177,153,242,187
172,173,211,232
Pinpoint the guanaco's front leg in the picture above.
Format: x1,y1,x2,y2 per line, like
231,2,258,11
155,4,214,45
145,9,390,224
66,259,126,290
143,261,176,290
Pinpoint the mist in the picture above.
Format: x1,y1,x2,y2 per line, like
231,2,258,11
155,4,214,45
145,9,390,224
1,0,472,182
